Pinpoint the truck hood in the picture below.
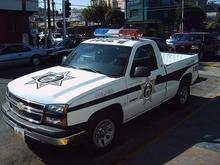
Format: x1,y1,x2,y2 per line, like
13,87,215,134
8,66,118,104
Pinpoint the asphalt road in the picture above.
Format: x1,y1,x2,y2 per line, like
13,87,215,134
0,61,220,165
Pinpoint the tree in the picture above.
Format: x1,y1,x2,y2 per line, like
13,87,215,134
82,1,108,25
184,6,206,31
105,8,124,26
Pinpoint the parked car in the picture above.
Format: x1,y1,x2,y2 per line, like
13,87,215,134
142,36,172,52
166,33,185,49
0,43,49,67
48,36,82,63
51,33,63,45
175,32,220,60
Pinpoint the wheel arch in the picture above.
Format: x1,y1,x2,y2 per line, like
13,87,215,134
180,73,192,85
88,103,124,125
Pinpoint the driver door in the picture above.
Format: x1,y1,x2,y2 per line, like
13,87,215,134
125,44,166,120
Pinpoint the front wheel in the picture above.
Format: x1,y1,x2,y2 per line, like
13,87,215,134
174,82,190,109
31,55,41,66
86,112,119,153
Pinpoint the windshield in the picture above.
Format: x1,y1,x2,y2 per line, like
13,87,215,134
53,33,62,38
63,43,132,77
172,34,184,40
180,34,203,41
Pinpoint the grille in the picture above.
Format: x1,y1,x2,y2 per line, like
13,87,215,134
7,92,44,124
10,104,42,122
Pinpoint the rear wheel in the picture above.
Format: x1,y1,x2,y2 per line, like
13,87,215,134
174,81,190,109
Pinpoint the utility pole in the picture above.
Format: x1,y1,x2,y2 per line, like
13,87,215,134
181,0,184,33
63,0,66,39
44,0,47,47
47,0,51,47
52,0,55,32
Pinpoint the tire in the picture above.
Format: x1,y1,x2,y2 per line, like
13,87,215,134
174,81,190,109
199,51,204,60
86,111,120,153
215,46,220,56
31,55,41,66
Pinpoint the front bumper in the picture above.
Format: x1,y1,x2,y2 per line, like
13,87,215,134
1,102,86,146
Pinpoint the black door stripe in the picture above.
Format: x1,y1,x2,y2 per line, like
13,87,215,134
68,63,197,112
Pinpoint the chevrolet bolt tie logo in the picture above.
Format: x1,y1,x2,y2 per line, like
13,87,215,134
17,102,25,111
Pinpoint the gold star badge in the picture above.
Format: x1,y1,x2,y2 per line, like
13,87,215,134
25,71,75,89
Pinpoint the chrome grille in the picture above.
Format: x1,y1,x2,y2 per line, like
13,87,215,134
7,92,45,124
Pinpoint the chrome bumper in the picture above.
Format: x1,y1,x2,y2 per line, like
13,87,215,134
1,102,85,146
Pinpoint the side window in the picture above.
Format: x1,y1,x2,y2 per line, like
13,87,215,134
132,44,158,71
21,45,31,52
2,46,17,54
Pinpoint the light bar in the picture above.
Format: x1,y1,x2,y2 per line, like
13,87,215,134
94,28,143,39
94,28,120,37
106,29,120,37
94,28,110,37
119,29,143,39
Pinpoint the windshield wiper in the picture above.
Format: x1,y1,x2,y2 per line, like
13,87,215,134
77,66,103,74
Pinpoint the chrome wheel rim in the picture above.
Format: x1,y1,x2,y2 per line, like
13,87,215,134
180,86,188,105
93,119,115,148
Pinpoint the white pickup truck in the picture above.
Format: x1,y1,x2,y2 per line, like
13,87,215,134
1,32,198,152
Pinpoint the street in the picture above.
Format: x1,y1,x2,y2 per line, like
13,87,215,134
1,60,220,165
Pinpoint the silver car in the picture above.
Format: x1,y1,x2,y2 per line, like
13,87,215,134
0,43,49,66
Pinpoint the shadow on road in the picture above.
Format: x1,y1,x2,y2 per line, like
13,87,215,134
24,95,218,165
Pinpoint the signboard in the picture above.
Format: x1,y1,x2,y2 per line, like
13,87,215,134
126,0,144,22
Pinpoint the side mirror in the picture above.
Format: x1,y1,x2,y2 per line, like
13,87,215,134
131,66,150,77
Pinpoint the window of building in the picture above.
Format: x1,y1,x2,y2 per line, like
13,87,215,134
130,9,139,17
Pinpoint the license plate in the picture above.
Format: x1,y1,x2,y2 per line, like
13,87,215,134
14,126,25,139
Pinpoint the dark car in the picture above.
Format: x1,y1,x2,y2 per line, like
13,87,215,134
166,33,185,49
175,32,220,60
141,36,171,52
48,36,82,63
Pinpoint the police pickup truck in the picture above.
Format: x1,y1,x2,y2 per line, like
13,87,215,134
1,29,198,152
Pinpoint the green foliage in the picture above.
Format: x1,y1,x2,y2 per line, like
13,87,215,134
82,0,124,26
105,8,124,26
184,6,206,30
82,0,108,25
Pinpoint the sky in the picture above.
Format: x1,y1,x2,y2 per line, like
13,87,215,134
40,0,220,11
54,0,90,9
39,0,90,10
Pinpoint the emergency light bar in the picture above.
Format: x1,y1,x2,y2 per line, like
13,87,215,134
119,29,143,39
94,28,109,37
94,28,143,39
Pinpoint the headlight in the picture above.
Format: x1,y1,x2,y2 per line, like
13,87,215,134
191,45,199,50
45,104,69,127
46,104,68,114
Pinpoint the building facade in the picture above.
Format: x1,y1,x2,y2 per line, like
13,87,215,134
125,0,176,36
0,0,38,44
91,0,125,11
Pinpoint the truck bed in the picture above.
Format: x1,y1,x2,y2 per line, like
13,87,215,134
161,52,198,74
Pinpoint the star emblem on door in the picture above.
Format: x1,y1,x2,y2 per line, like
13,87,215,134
25,71,75,89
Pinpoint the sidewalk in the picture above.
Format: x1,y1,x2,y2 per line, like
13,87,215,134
119,96,220,165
